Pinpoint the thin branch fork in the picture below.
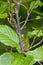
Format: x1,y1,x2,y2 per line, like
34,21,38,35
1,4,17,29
8,0,24,52
31,30,40,46
7,0,18,32
21,0,39,30
20,16,43,24
24,39,43,52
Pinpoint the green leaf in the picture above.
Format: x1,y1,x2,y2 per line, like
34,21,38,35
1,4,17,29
38,30,43,37
28,29,43,39
29,0,40,11
38,1,43,7
0,25,19,48
0,43,6,55
35,16,41,20
28,46,43,61
0,13,8,18
29,1,36,10
0,2,8,13
0,53,14,65
0,52,35,65
12,53,35,65
27,32,35,39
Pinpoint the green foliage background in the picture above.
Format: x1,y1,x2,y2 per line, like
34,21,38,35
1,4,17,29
0,0,43,65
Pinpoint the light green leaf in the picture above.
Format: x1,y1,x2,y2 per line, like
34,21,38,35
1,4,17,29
38,30,43,37
29,0,40,11
28,29,43,39
38,1,43,7
0,32,18,47
0,25,19,48
27,46,43,61
35,16,41,20
0,13,8,18
0,52,35,65
0,53,14,65
29,1,36,10
27,32,35,38
12,54,35,65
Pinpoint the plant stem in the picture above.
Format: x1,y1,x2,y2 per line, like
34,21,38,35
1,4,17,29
14,0,24,52
38,61,42,65
31,31,40,46
24,39,43,52
21,1,39,30
7,0,17,31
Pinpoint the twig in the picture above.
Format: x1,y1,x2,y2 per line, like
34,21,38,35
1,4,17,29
26,0,28,11
21,4,27,10
31,36,37,46
8,0,24,52
38,61,42,65
21,0,39,30
7,0,14,26
24,39,43,52
20,18,35,24
14,0,24,52
20,16,43,24
31,30,40,46
7,0,18,33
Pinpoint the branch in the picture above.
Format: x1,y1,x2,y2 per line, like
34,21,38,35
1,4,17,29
24,39,43,52
7,0,24,52
14,0,24,52
20,16,43,24
7,0,17,31
31,31,40,46
38,61,42,65
21,1,39,30
13,0,22,6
